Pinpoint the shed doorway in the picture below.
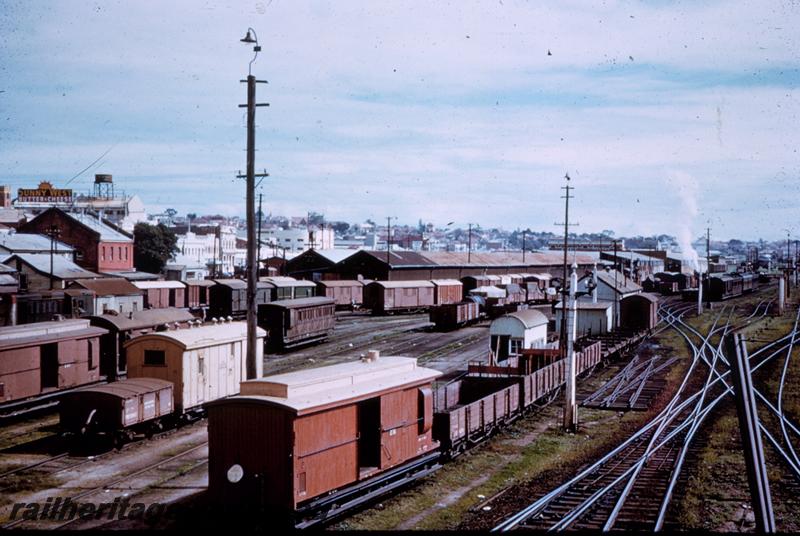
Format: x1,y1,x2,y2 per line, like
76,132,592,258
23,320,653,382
40,343,58,389
357,398,380,475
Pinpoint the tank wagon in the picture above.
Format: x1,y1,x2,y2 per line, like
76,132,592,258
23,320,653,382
258,297,336,350
206,341,602,528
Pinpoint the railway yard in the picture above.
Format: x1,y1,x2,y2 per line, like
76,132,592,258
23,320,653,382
1,279,799,531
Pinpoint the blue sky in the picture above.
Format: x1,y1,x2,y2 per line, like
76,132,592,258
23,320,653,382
1,0,799,241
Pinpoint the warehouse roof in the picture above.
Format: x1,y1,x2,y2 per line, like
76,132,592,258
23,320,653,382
230,356,441,414
124,321,265,351
70,278,141,296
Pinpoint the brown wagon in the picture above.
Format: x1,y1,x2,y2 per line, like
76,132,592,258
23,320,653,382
316,280,364,309
59,378,173,443
206,355,441,525
363,280,435,314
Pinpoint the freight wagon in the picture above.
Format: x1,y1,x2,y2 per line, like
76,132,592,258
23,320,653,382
124,320,265,414
206,340,604,528
184,279,215,311
430,279,463,305
59,378,174,444
315,280,364,309
704,273,757,301
206,355,441,524
58,321,266,445
87,308,196,381
0,319,106,415
133,281,186,309
363,281,435,314
429,300,481,330
258,297,336,350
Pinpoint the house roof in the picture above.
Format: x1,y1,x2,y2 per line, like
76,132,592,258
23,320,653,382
3,253,98,280
70,277,141,296
227,356,441,414
123,321,265,351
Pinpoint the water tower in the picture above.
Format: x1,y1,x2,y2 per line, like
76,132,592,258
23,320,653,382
93,174,114,199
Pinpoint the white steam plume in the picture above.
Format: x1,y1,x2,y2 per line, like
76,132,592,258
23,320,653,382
668,170,700,272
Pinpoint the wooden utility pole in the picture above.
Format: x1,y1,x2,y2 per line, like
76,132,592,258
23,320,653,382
46,224,61,291
706,227,711,309
522,229,527,264
555,174,578,357
238,28,269,380
386,216,394,267
468,223,473,264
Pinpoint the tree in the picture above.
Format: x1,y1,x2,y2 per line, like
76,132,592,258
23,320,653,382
134,222,179,274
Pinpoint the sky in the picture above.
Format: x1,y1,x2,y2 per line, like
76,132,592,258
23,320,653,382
1,1,799,241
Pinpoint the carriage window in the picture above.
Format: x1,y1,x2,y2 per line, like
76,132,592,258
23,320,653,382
144,350,166,366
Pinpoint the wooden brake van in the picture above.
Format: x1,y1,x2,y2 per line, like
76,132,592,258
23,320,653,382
206,355,441,521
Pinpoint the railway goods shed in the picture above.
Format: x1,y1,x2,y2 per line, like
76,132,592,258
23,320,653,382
0,319,106,406
124,321,265,412
206,355,441,515
489,309,549,360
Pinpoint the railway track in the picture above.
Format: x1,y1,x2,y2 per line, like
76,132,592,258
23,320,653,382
493,296,790,532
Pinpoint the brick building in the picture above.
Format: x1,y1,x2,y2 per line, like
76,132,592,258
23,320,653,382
19,208,134,274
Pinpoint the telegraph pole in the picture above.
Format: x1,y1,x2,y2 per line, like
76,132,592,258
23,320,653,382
612,239,621,329
386,216,395,266
238,28,269,380
555,174,578,357
46,224,60,291
522,229,527,264
468,223,473,264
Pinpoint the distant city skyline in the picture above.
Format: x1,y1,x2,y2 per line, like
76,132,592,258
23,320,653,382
2,1,798,242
